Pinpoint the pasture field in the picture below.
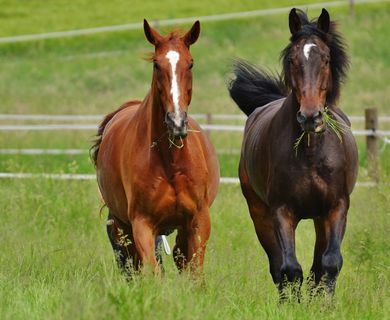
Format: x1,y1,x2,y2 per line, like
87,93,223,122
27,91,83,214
0,0,389,319
0,181,389,319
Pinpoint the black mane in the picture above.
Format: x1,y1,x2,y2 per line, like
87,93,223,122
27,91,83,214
281,9,349,107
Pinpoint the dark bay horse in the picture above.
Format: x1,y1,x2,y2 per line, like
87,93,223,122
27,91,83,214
229,8,358,294
92,20,219,274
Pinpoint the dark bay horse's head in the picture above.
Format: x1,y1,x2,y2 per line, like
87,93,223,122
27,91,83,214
144,20,200,139
283,8,349,133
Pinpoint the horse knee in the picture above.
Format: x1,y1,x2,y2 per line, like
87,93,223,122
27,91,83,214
322,251,343,279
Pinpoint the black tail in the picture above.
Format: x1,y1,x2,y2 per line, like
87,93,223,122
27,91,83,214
228,60,288,116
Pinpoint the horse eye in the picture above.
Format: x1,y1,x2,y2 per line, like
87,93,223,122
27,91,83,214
323,56,330,65
153,61,160,70
189,62,194,70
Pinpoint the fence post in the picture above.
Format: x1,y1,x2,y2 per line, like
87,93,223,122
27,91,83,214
365,108,379,182
206,113,212,137
349,0,355,15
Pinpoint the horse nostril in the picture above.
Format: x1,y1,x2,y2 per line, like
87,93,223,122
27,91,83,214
313,111,322,120
313,111,324,126
296,111,307,124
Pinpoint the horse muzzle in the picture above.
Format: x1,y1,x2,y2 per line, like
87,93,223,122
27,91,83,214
296,110,325,133
164,111,188,139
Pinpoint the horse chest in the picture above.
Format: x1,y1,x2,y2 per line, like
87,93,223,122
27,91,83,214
134,171,200,218
290,159,341,216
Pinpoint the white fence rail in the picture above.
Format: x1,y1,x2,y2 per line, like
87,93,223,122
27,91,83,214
0,111,388,182
0,114,208,121
0,113,249,121
0,123,389,136
1,113,390,122
0,172,379,187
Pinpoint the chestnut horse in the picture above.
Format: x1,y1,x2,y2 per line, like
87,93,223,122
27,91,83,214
92,20,219,274
229,8,358,295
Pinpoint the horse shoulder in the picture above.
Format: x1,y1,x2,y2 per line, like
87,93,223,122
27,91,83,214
242,99,285,200
331,107,351,127
187,117,220,205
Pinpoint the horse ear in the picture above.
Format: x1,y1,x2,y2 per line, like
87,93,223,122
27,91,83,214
183,21,200,47
289,8,302,35
143,19,163,46
317,8,330,33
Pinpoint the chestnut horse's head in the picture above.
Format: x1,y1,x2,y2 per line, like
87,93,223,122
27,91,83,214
282,8,349,133
144,20,200,139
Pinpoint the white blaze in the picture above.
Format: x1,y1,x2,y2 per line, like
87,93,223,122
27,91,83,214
303,43,317,60
165,50,181,119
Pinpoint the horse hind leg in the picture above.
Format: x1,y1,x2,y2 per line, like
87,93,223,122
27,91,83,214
106,211,139,276
173,228,188,271
155,235,164,269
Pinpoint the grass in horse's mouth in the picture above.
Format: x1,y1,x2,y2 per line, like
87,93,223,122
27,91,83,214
322,107,349,142
293,108,349,156
293,131,306,156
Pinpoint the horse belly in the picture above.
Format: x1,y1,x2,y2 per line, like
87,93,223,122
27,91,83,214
97,167,128,220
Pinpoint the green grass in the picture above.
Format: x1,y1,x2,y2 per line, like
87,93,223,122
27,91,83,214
0,2,389,115
0,1,389,319
0,181,388,319
0,0,328,36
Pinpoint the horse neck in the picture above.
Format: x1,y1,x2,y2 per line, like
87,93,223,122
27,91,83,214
148,85,167,143
141,80,179,161
281,94,301,134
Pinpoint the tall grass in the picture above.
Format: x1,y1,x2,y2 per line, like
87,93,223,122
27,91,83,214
0,3,389,115
0,181,388,319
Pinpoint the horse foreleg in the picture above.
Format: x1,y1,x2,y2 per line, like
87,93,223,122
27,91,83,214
187,210,211,271
273,205,303,294
310,218,328,289
132,217,159,274
240,168,284,287
312,198,348,294
177,210,211,273
248,201,283,286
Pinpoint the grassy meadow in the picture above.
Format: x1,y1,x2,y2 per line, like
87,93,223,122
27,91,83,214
0,0,389,319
